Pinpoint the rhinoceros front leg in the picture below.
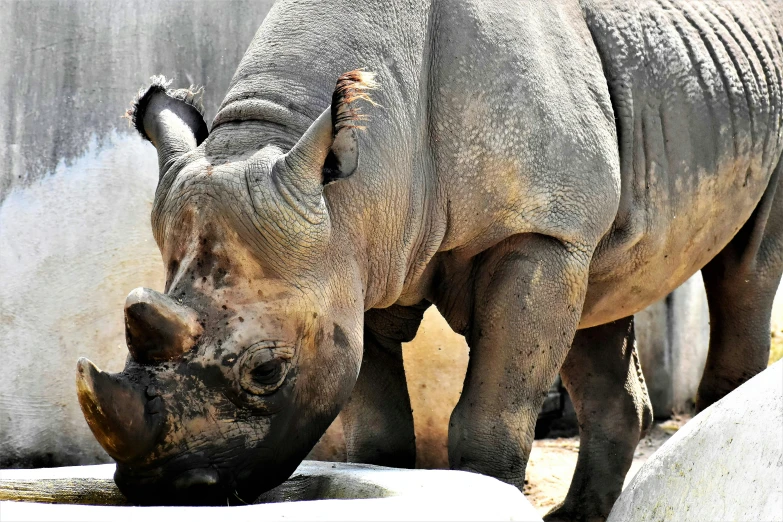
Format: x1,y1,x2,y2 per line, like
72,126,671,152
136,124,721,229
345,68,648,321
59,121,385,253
448,234,590,491
547,316,653,522
339,302,429,468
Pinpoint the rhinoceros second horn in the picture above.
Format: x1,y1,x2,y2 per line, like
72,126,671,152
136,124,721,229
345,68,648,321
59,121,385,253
124,287,203,364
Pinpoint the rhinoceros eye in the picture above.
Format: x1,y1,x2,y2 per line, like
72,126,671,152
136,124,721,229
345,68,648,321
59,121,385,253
238,343,294,396
251,358,284,386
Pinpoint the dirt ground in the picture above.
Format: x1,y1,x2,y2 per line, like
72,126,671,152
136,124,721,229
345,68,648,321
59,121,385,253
524,415,691,516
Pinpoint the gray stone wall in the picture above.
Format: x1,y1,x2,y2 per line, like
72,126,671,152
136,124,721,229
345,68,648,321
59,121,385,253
635,273,710,417
0,0,274,467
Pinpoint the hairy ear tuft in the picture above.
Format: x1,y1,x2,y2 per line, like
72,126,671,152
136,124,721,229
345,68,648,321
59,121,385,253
123,75,208,145
275,69,379,205
122,75,209,179
331,69,378,133
323,70,379,184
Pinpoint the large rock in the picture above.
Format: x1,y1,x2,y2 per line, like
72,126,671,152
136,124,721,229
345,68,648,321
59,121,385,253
608,361,783,522
0,462,541,521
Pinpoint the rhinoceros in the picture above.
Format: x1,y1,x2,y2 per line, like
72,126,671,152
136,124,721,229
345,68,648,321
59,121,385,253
76,0,783,519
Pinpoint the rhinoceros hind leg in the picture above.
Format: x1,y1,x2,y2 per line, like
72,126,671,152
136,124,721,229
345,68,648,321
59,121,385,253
546,316,652,522
340,302,429,468
697,161,783,411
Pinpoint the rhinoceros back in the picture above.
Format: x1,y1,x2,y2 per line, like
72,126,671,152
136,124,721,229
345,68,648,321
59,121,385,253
580,0,783,323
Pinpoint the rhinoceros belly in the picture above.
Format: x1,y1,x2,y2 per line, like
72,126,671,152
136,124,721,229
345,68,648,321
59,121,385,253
579,0,783,328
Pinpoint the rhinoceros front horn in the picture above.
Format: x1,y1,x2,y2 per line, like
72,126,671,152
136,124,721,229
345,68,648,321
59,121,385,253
125,287,203,364
76,358,162,463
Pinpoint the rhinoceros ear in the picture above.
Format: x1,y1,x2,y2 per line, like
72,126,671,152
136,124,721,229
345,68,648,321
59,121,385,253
125,75,209,178
280,70,377,188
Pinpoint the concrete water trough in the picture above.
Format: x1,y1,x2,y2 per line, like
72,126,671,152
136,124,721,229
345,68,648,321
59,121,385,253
0,461,542,521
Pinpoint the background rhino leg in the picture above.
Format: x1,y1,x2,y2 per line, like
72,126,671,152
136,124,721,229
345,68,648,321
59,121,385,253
697,161,783,411
339,302,429,468
547,316,652,522
447,234,590,492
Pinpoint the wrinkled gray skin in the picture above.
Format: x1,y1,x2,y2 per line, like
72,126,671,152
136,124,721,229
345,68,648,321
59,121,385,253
76,0,783,519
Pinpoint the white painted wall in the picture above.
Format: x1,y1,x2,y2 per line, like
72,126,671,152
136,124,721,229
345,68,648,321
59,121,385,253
0,0,273,467
0,133,162,465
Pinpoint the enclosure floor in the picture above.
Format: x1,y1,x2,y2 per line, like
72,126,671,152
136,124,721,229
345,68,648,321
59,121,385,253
524,415,690,516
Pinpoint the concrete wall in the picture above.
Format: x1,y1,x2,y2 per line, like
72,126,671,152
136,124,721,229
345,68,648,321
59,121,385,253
635,273,710,417
634,272,783,416
0,0,274,467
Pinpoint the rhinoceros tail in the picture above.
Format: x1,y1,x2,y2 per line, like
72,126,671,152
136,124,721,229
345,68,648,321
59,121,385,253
123,75,206,143
331,70,378,133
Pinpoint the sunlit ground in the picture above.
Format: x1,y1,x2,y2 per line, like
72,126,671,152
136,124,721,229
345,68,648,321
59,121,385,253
770,286,783,365
770,332,783,365
524,416,690,516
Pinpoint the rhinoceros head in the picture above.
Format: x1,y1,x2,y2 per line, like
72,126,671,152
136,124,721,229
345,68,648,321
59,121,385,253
76,72,376,505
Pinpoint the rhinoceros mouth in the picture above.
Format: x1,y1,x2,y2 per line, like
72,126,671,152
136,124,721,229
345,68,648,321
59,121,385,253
114,463,236,506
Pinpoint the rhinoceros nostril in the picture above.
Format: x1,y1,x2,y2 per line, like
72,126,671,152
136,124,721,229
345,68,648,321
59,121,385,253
172,468,220,491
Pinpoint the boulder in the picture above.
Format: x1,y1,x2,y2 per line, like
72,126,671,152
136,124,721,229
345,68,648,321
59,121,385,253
608,362,783,522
